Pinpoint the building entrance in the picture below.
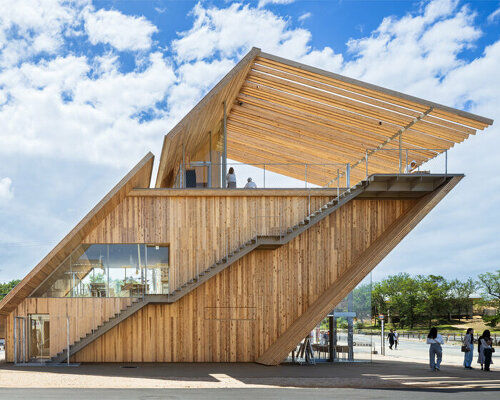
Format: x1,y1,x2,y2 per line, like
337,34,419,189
29,314,50,362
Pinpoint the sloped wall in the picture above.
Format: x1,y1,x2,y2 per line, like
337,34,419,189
74,197,416,362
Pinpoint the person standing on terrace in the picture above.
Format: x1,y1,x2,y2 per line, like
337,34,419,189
226,167,236,188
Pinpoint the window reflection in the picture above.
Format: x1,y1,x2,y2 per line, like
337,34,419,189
32,244,169,298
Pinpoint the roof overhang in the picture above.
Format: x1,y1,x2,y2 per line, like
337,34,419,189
155,48,493,187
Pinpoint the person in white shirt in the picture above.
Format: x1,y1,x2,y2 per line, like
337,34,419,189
404,160,417,173
463,328,474,369
244,177,257,189
226,167,236,188
426,327,444,371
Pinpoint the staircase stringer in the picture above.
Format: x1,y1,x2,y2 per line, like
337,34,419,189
256,175,462,365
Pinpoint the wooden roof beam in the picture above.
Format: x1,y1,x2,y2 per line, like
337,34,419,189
256,54,493,129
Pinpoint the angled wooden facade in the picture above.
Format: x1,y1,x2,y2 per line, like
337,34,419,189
0,48,492,365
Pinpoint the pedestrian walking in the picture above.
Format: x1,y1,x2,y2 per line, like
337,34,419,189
388,329,396,350
394,330,399,350
478,329,494,371
463,328,474,369
426,327,444,371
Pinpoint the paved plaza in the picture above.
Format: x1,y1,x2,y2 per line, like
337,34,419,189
0,338,498,398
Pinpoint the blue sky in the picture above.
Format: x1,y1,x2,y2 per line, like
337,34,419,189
0,0,499,284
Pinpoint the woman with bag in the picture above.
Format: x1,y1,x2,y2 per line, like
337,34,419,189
426,327,444,371
462,328,474,369
478,330,494,371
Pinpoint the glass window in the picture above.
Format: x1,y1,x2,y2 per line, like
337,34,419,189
31,244,169,298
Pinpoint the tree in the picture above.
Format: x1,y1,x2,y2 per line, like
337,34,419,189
372,273,424,329
478,270,500,302
449,278,477,320
0,279,21,299
417,275,451,327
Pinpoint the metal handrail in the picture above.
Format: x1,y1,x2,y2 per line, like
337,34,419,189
183,161,350,189
362,148,448,178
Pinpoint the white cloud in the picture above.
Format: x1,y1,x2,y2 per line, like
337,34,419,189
0,0,85,66
258,0,295,8
172,3,340,70
298,12,312,23
0,51,176,167
487,7,500,23
0,177,14,202
83,7,158,51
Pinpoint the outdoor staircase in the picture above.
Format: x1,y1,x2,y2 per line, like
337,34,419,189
48,180,368,364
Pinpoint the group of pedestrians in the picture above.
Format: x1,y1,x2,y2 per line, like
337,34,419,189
426,327,495,372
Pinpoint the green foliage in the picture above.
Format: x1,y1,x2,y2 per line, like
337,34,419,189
0,279,21,299
89,273,105,283
483,311,500,328
478,270,500,303
371,274,477,329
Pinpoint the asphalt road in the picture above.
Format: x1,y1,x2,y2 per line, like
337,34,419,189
0,388,499,400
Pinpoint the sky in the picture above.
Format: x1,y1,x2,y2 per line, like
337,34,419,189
0,0,499,284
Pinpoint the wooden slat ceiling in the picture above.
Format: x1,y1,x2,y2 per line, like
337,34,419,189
156,48,493,187
0,153,154,315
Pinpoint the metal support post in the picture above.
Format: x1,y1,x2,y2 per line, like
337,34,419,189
67,316,70,366
405,149,409,173
336,169,340,198
263,164,266,188
381,319,385,356
398,134,402,173
208,131,212,188
13,316,17,364
181,143,185,189
365,151,368,179
22,318,25,363
328,315,334,362
347,291,354,361
222,101,227,186
304,164,308,188
445,150,448,175
346,163,351,188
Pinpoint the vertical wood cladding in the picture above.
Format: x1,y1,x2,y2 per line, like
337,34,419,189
71,195,416,362
5,298,132,362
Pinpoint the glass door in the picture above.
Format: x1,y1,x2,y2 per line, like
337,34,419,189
29,314,50,362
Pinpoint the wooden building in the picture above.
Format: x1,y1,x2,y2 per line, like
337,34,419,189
0,48,493,365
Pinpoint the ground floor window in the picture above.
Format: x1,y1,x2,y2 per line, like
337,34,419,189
31,244,169,298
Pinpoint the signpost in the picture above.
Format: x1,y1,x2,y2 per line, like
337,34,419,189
379,315,385,356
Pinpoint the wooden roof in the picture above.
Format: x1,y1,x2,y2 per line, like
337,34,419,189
0,153,154,315
156,48,493,187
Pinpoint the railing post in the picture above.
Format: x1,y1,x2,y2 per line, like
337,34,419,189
365,151,368,179
346,163,350,188
398,134,402,174
337,169,340,198
67,316,70,366
445,150,448,176
13,317,17,364
406,149,409,173
263,164,266,188
305,164,308,188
